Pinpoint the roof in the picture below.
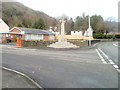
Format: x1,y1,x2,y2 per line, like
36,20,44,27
10,27,55,35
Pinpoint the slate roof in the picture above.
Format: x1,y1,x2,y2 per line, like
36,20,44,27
11,27,55,35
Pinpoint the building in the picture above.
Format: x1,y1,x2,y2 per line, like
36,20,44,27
8,27,55,41
0,18,9,33
71,31,83,36
0,19,10,43
84,26,93,37
49,26,60,35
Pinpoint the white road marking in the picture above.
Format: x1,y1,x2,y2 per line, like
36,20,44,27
110,61,115,64
98,48,119,72
98,48,109,59
113,65,119,69
117,69,120,72
113,43,118,47
96,49,107,64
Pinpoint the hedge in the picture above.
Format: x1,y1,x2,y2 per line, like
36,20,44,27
93,33,120,39
115,35,120,38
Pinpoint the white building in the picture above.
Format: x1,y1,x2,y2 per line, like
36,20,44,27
0,19,10,43
0,18,9,33
71,31,83,36
84,26,93,37
49,26,60,35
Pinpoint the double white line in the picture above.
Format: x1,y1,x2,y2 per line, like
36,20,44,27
96,48,119,72
96,49,107,64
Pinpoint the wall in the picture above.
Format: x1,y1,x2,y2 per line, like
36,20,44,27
56,35,94,40
0,19,9,33
25,34,43,41
23,40,57,47
43,34,49,40
71,31,83,36
49,35,55,40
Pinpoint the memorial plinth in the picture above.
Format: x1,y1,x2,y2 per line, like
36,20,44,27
48,19,79,48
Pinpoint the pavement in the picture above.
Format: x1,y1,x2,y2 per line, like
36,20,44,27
2,68,39,89
0,42,119,88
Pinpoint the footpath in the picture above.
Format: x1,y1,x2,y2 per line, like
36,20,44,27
2,68,39,89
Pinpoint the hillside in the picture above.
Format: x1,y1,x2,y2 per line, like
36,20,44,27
2,2,118,34
2,2,58,29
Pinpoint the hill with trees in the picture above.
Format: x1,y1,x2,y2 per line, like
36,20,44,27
2,2,58,29
2,2,118,35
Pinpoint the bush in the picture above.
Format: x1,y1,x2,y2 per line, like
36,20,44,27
115,35,120,39
93,33,103,39
93,33,114,39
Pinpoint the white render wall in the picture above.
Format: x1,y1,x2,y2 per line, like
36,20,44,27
25,34,43,41
71,31,83,36
0,19,9,33
49,35,55,40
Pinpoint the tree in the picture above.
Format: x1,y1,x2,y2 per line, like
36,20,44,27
74,13,88,31
15,24,23,27
32,18,46,29
90,15,104,33
65,18,74,34
104,21,118,34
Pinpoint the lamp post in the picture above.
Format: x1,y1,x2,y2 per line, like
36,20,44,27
87,0,92,46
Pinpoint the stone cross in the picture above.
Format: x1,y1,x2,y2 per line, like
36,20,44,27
58,19,66,42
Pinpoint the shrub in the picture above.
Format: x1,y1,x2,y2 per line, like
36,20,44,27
93,33,114,39
93,33,103,39
115,35,120,38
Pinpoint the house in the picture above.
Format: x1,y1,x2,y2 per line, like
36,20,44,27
8,27,55,41
0,18,9,33
0,18,10,43
71,31,83,36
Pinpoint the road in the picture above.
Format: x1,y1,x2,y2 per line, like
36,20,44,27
98,42,119,65
1,42,119,88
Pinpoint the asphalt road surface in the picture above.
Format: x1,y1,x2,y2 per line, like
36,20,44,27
98,42,119,65
1,42,119,88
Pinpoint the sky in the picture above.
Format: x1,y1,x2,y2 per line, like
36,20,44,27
7,0,120,21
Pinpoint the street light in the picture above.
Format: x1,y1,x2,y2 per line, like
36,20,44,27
87,0,93,46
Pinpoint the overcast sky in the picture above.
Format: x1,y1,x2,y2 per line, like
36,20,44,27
14,0,119,21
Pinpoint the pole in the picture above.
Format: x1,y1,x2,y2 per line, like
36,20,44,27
88,0,91,46
88,0,90,29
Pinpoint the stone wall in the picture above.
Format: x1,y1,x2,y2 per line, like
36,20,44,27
22,40,57,47
67,39,88,47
